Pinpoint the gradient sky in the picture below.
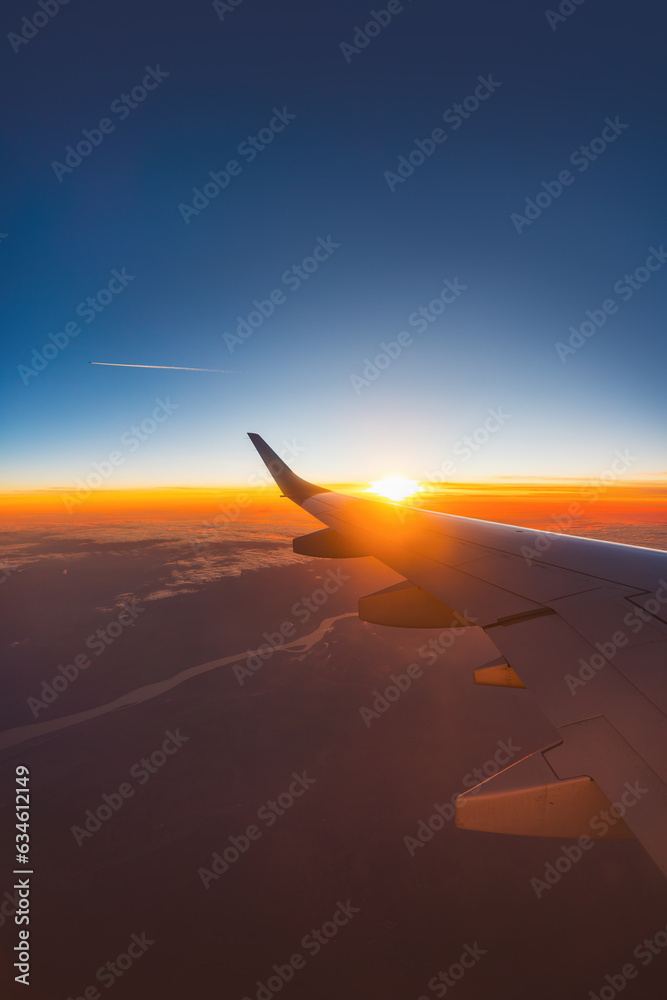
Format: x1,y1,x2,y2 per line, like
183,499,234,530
2,0,666,489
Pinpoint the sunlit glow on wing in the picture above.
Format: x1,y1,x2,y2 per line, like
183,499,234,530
366,476,420,502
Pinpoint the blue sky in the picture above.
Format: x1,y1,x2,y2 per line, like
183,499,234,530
2,0,666,487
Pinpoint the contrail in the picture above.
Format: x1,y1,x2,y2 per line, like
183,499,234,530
89,362,238,372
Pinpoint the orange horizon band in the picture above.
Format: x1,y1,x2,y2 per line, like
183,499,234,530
0,482,665,520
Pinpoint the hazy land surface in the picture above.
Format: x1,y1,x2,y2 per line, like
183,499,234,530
1,488,667,999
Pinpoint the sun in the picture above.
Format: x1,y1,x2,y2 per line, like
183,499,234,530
366,476,420,502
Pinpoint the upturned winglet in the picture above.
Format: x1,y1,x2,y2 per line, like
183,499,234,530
247,433,330,503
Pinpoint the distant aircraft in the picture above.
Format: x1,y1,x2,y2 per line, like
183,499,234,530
89,362,237,372
249,433,667,875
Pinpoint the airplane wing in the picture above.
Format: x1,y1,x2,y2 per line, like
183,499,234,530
248,433,667,874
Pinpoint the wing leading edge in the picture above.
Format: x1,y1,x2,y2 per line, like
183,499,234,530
248,434,667,875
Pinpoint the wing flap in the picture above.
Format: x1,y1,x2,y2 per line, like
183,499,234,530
455,747,634,840
545,717,667,874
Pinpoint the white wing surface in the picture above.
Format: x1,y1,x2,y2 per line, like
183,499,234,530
248,434,667,874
